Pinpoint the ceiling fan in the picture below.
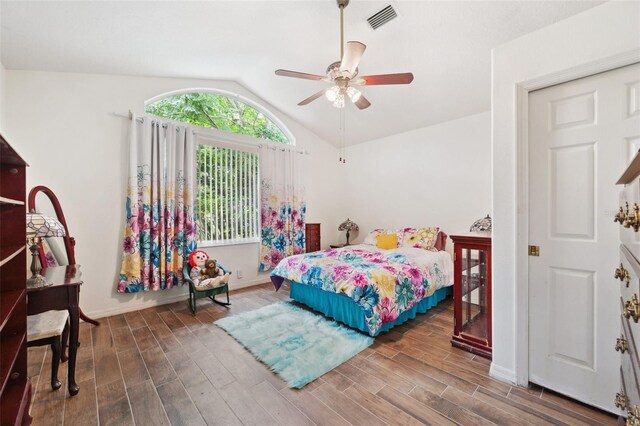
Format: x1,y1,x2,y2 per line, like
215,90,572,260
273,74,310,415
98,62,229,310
275,0,414,110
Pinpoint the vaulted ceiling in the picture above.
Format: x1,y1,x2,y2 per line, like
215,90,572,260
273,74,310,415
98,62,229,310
1,1,603,145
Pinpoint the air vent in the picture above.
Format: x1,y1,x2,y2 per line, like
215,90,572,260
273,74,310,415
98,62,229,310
367,5,397,30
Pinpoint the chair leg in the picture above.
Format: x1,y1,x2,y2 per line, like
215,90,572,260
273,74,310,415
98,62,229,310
61,320,69,363
189,290,197,314
50,338,62,390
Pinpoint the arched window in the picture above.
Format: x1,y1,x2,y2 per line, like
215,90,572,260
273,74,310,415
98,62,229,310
145,90,293,246
145,90,292,144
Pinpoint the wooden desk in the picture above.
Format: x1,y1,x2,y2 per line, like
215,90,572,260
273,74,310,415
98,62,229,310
27,265,82,396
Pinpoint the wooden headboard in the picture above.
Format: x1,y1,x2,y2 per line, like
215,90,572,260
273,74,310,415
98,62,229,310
435,231,448,251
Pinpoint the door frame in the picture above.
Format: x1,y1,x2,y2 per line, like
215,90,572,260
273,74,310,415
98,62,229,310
513,50,640,386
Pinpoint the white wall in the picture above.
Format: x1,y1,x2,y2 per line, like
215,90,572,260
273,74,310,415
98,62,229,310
491,1,640,384
3,70,344,318
343,111,491,245
0,2,4,130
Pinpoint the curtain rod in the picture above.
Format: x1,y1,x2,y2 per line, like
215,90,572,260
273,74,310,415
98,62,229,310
112,110,309,155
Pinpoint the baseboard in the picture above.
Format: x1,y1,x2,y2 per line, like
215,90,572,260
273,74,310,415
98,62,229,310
489,363,517,384
84,278,272,320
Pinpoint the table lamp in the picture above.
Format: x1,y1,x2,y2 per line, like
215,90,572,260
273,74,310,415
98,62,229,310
338,218,359,245
26,212,66,288
470,214,492,233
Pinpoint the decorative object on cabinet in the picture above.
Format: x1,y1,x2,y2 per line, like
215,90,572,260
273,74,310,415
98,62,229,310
27,186,100,327
26,310,69,390
338,218,358,245
616,390,628,410
27,265,83,396
0,134,33,425
305,223,320,252
615,152,640,424
624,294,639,322
469,214,492,232
450,233,492,359
615,335,629,353
616,263,631,287
25,212,65,288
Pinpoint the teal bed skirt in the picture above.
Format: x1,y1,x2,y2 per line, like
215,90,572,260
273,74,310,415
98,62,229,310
289,283,452,336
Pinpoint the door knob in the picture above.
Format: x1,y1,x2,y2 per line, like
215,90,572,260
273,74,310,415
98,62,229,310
623,294,640,323
616,335,629,353
615,264,631,287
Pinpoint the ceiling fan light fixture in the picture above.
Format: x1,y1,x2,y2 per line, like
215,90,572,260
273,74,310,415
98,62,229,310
333,94,345,108
325,85,339,102
347,87,361,102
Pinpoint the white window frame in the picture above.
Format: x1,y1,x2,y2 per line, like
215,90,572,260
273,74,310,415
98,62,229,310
144,87,296,146
196,135,261,247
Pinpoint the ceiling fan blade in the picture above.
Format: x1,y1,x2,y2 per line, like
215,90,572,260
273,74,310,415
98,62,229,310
275,69,326,81
354,73,414,86
353,94,371,110
298,90,326,106
339,41,366,76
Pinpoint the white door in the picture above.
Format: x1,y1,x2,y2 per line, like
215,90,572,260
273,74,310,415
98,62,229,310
528,63,640,413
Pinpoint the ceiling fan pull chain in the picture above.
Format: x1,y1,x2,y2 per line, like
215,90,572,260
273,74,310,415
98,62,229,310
340,4,344,59
339,108,344,162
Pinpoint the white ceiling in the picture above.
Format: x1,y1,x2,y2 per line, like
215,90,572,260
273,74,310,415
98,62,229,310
1,0,603,145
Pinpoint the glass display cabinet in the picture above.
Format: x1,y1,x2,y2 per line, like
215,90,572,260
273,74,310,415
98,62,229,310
450,233,492,359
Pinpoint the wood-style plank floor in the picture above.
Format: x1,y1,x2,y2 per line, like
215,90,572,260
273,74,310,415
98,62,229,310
27,283,616,426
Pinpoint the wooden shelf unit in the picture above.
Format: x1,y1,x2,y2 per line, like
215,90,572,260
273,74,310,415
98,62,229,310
305,223,321,252
0,134,32,425
450,233,492,359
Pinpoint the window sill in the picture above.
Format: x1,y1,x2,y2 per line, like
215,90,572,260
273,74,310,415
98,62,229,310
198,239,260,248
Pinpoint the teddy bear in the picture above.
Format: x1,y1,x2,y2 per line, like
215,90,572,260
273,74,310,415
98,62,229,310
204,259,221,279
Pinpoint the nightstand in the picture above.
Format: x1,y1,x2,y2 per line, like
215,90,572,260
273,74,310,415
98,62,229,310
330,244,347,248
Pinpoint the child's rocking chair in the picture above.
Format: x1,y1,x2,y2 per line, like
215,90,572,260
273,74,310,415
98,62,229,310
183,263,231,314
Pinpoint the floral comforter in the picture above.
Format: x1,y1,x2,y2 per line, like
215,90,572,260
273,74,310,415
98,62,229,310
270,245,453,335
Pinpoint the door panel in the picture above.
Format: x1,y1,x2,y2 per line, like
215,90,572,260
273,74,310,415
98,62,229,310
529,63,640,413
550,91,596,130
549,142,596,240
547,267,595,370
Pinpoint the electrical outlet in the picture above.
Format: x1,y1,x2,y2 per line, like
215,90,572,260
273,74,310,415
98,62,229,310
237,269,243,279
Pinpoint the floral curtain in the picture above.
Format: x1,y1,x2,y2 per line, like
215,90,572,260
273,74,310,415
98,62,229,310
259,146,306,271
118,115,197,293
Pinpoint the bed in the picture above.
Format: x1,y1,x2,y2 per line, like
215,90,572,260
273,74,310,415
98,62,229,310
270,227,453,336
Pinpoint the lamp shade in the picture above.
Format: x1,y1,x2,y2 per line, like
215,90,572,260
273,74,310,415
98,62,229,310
470,214,492,232
338,218,359,232
26,213,66,238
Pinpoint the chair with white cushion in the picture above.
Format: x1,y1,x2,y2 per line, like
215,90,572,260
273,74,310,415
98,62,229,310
27,310,69,390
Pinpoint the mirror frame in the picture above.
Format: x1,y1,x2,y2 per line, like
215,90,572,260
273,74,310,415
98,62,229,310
27,185,76,266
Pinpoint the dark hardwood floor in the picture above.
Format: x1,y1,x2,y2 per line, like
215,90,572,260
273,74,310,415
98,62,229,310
27,283,616,426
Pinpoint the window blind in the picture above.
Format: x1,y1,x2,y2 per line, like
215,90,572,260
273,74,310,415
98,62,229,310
196,143,259,245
